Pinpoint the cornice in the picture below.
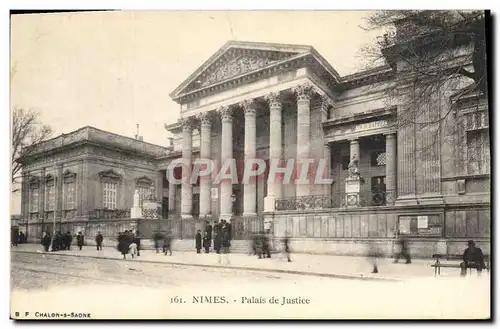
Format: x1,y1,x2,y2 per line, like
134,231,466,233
323,106,397,128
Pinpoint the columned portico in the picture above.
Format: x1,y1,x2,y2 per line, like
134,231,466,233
198,112,212,217
218,106,233,220
241,99,257,217
180,118,193,219
266,91,283,201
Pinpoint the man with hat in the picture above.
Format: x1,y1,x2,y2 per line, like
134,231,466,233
460,240,485,276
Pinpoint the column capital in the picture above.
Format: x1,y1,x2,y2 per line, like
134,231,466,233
217,106,233,122
384,132,397,138
196,112,213,127
179,117,195,132
265,91,283,108
239,99,257,116
292,83,315,101
348,138,359,144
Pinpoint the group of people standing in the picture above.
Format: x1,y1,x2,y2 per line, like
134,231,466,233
195,220,232,255
40,231,85,252
10,227,26,246
117,230,141,259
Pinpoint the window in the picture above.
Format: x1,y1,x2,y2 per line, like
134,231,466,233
138,186,150,206
103,182,117,209
371,151,386,166
45,183,55,211
467,130,490,175
64,181,76,209
30,188,39,213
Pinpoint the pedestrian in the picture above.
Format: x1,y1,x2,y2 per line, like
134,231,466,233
393,232,411,264
11,227,19,247
282,233,292,262
128,242,138,259
163,231,173,256
218,221,231,265
213,222,221,254
41,232,51,252
262,232,271,259
152,231,163,253
134,231,141,256
117,231,127,259
51,231,61,251
195,230,202,254
95,231,103,251
367,242,380,274
19,231,26,244
460,240,485,276
204,220,212,253
255,233,263,259
64,231,73,250
76,232,84,250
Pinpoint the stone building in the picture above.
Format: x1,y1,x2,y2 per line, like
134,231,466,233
18,38,490,257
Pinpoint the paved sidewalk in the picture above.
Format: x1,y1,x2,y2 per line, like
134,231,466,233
11,243,465,281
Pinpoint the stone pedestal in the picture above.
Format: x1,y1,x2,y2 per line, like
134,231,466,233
131,190,142,219
345,176,364,208
264,195,276,212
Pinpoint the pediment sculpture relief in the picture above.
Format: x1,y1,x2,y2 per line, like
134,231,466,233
199,55,279,88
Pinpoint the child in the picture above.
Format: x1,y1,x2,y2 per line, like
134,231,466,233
128,242,138,259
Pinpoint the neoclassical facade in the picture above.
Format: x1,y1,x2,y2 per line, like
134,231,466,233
18,40,490,256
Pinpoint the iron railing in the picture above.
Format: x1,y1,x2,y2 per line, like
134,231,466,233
89,208,131,219
275,190,397,211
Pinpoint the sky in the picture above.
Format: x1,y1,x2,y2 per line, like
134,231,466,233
10,10,383,214
11,10,383,146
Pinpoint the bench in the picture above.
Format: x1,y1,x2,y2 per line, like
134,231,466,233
431,254,490,276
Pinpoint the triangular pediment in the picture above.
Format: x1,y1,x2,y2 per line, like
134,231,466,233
170,41,314,99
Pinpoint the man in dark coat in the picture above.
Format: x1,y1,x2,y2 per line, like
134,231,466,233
133,231,141,256
11,227,19,247
153,231,163,253
41,232,51,252
19,231,26,244
117,231,132,259
262,233,271,259
76,232,84,250
461,240,485,276
163,231,173,256
195,230,202,254
64,231,73,250
95,231,103,251
52,231,62,251
204,221,213,253
213,222,221,254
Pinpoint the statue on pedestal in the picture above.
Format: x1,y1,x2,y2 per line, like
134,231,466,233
347,156,360,178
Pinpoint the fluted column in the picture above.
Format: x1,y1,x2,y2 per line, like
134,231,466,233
266,92,283,200
197,112,212,217
180,118,193,219
349,139,360,164
241,100,257,216
168,179,175,216
218,106,233,220
385,133,397,200
324,143,331,196
293,83,314,197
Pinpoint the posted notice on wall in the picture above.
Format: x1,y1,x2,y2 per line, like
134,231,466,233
399,217,411,234
417,216,429,229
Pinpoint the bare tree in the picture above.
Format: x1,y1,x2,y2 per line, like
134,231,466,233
358,10,488,158
11,108,53,192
